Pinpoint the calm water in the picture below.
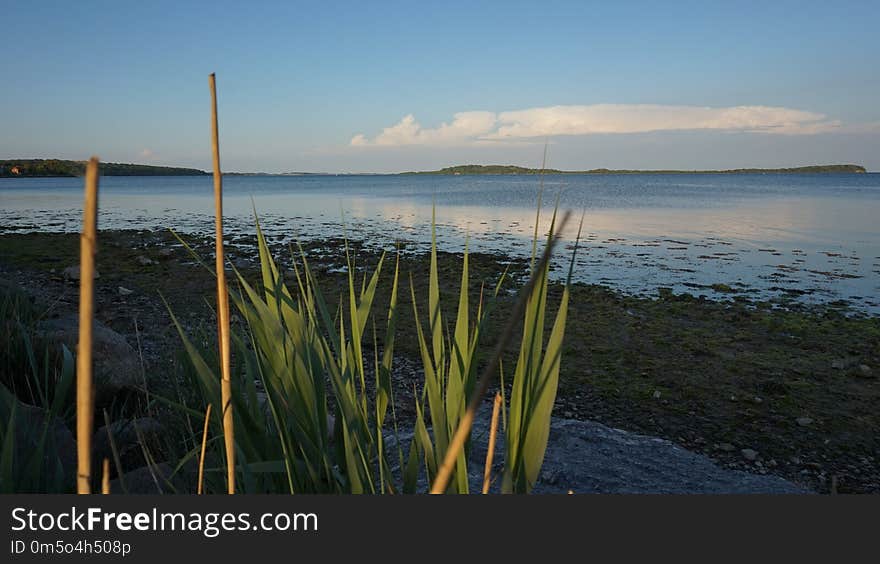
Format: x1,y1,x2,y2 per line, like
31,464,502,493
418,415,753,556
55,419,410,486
1,173,879,311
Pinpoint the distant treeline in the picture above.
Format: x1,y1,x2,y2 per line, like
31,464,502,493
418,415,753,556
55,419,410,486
0,159,207,177
409,164,868,175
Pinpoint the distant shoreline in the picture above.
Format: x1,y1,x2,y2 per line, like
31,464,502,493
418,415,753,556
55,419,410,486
0,159,869,177
403,164,868,175
215,164,873,176
0,159,207,178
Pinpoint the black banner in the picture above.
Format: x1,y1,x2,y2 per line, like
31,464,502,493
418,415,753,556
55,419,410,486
0,495,875,561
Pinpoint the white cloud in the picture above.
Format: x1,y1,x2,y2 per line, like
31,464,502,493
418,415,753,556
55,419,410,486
139,148,156,159
349,134,368,146
351,104,842,147
353,111,497,147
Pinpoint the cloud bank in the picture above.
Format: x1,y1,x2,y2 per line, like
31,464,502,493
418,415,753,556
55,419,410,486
351,104,841,147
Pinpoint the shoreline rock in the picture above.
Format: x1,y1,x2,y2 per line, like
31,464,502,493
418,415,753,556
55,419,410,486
388,404,808,494
38,314,142,405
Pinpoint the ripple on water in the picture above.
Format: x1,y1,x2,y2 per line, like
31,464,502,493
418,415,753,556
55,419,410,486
1,174,879,313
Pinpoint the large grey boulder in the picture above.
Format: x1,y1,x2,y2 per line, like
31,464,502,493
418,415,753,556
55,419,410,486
39,314,141,405
109,462,194,494
388,404,808,494
92,417,164,475
0,393,77,492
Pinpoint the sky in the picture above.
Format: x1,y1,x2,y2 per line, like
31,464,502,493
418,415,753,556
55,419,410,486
1,0,879,172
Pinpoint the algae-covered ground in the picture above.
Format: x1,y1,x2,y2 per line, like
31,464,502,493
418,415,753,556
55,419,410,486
1,229,877,493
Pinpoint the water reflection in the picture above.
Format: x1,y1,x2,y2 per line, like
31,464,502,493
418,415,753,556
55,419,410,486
1,174,878,311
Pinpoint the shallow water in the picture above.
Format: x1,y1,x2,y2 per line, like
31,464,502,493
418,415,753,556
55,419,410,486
1,173,878,311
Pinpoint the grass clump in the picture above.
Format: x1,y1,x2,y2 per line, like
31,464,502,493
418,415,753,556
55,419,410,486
168,205,577,494
0,283,76,493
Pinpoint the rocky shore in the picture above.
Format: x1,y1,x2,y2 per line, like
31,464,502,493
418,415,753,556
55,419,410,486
1,228,877,493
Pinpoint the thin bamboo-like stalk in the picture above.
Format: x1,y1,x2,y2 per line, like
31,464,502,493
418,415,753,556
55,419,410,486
101,458,110,494
198,403,213,495
430,210,571,494
482,393,503,494
76,156,99,494
209,73,235,494
103,409,128,494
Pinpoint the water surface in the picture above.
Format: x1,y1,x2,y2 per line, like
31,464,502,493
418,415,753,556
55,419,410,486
2,173,878,311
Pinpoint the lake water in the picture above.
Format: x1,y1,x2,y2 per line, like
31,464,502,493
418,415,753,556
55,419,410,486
1,173,879,312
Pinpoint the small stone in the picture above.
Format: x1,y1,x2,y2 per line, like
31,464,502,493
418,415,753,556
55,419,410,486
796,417,813,427
540,469,561,485
563,411,574,418
135,255,155,266
118,286,134,296
158,247,175,257
857,364,873,378
729,395,737,402
62,265,100,280
652,390,661,400
831,359,846,370
753,396,763,404
767,459,778,467
741,448,759,461
718,442,736,452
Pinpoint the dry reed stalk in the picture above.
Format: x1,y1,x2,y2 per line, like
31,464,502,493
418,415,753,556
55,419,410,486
430,210,571,494
103,409,128,494
76,156,99,494
198,404,213,495
102,458,110,494
482,393,503,494
209,73,235,494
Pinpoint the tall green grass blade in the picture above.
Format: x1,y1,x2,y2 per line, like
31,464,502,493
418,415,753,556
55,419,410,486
0,401,16,493
502,206,581,493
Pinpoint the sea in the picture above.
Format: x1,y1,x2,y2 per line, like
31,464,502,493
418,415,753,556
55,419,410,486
1,173,878,312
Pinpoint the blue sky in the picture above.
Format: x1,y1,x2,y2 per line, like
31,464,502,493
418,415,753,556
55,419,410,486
1,0,879,172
